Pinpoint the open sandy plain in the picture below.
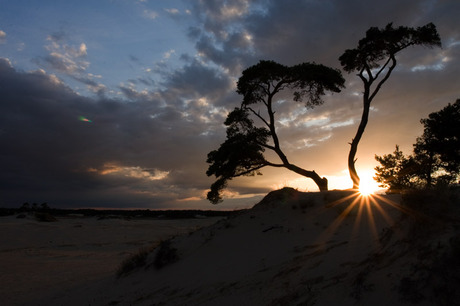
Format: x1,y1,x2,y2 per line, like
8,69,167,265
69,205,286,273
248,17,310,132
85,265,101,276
0,215,221,305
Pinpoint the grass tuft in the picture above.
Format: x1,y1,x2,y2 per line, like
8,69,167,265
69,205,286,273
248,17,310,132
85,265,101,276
153,240,179,269
117,246,155,278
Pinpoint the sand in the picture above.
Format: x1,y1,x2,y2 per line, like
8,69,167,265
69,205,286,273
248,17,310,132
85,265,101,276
0,215,221,305
2,188,459,305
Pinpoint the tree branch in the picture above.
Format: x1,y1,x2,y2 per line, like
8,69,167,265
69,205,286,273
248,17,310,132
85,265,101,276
365,64,374,83
247,106,270,128
259,142,276,151
369,55,397,102
358,67,368,85
373,56,392,80
233,164,267,177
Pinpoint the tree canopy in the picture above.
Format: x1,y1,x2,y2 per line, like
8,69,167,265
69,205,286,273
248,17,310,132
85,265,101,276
206,60,345,204
339,22,441,189
374,146,420,192
375,99,460,192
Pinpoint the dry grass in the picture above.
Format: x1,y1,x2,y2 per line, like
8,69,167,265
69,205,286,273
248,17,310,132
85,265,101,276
117,245,156,278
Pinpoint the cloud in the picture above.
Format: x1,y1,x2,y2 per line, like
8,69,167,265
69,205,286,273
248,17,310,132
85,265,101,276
0,30,6,44
0,58,229,208
42,35,89,74
180,0,460,192
163,49,175,59
143,9,158,19
1,0,459,208
159,58,235,104
165,8,180,15
32,33,109,95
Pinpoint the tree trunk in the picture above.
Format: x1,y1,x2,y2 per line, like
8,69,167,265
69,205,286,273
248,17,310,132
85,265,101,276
266,92,328,192
348,57,397,190
285,164,328,191
348,97,371,190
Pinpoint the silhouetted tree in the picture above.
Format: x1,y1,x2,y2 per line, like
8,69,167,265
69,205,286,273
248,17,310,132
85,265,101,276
374,145,420,192
339,23,441,189
19,202,31,212
375,100,460,192
206,60,345,203
414,99,460,186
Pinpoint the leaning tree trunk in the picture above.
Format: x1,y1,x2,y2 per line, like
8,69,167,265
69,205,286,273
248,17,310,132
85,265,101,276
266,95,329,192
348,96,371,190
285,164,328,191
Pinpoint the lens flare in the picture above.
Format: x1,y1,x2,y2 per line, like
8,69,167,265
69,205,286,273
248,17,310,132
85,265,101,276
78,116,92,123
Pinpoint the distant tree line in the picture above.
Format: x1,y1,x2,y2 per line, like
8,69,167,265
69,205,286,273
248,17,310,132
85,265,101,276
18,202,51,212
374,99,460,193
0,204,242,218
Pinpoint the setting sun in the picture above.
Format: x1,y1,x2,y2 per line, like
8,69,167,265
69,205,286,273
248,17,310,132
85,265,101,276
358,171,381,196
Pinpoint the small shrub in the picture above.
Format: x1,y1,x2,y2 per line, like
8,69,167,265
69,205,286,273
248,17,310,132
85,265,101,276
402,188,460,241
402,188,459,216
153,240,179,269
398,277,425,303
117,246,154,277
35,212,57,222
350,269,374,301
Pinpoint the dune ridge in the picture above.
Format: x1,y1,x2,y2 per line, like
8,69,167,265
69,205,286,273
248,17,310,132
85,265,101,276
15,188,460,305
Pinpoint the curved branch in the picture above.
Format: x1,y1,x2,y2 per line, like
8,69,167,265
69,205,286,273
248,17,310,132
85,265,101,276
358,67,368,85
365,64,374,83
233,164,268,178
369,55,397,102
247,106,270,129
259,142,276,151
373,56,393,80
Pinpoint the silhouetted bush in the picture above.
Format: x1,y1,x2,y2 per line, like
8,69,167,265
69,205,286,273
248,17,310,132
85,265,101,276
153,240,179,269
396,188,460,305
117,246,155,278
402,187,460,219
34,212,57,222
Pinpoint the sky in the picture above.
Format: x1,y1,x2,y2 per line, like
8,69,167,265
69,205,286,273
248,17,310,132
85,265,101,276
0,0,459,210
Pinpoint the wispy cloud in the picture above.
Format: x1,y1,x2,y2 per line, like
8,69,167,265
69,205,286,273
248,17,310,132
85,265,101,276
143,9,158,19
33,33,109,95
165,8,180,15
0,30,6,44
163,49,175,59
43,34,89,74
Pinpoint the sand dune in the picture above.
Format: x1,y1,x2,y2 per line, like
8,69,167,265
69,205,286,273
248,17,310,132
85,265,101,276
3,188,459,305
0,215,220,305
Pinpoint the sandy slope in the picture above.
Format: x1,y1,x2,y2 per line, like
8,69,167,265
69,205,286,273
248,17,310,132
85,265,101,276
0,215,220,306
8,188,460,305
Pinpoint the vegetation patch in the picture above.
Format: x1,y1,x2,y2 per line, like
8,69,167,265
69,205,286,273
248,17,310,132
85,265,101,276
397,234,460,305
117,245,156,278
153,240,179,270
34,212,57,222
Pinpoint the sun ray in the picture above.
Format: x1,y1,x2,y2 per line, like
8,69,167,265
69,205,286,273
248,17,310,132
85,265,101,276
364,196,379,242
317,190,413,250
368,195,395,225
316,192,362,243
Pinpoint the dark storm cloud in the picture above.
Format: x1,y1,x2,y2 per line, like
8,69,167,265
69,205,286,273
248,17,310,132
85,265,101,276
0,58,220,208
161,59,234,100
